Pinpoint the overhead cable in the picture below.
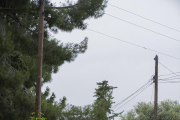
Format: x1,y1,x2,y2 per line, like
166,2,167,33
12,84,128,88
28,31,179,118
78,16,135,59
112,79,152,109
105,13,180,43
158,72,180,77
158,61,180,78
159,81,180,83
159,78,180,81
107,3,180,33
87,29,180,61
150,83,154,102
115,82,153,111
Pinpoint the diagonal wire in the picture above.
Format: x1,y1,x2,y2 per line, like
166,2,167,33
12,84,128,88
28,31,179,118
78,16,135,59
107,3,180,33
87,29,180,61
105,13,180,43
150,83,154,102
115,82,153,112
158,61,180,79
112,79,152,109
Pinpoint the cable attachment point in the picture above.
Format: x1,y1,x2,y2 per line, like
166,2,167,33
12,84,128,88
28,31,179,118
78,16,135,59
153,76,155,82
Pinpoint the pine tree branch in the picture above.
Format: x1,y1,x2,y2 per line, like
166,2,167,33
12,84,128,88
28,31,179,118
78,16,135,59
0,10,35,33
0,8,14,10
0,4,79,11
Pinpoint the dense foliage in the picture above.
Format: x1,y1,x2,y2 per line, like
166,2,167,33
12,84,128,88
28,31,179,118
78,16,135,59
0,0,112,119
120,100,180,120
92,80,118,120
1,1,179,120
39,80,120,120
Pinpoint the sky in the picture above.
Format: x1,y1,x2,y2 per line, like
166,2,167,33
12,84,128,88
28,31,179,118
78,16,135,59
42,0,180,119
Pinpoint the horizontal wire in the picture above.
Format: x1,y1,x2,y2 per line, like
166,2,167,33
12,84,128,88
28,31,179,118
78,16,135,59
107,3,180,33
158,72,180,77
159,81,180,83
105,13,180,43
159,75,180,80
115,82,153,112
87,29,180,61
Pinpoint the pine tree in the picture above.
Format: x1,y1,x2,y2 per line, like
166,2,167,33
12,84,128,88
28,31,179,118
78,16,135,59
92,80,117,120
0,0,108,88
0,0,109,119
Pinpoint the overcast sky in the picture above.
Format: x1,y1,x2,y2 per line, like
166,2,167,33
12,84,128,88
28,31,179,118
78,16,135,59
42,0,180,119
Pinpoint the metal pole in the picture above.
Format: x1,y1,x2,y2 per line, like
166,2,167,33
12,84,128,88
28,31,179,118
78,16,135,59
154,55,158,120
35,0,44,118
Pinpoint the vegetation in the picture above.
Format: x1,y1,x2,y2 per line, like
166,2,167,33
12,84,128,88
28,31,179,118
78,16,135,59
0,0,179,120
120,100,180,120
0,0,120,119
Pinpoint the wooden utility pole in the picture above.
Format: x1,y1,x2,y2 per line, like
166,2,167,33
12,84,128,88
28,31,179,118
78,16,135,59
35,0,44,118
154,55,158,120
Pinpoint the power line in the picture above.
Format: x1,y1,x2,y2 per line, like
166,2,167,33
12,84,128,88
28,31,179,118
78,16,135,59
112,79,152,109
150,83,154,102
87,29,180,61
158,72,180,77
159,81,180,83
158,61,180,78
105,13,180,43
159,78,180,81
107,3,180,33
159,75,180,80
112,80,152,109
115,82,153,112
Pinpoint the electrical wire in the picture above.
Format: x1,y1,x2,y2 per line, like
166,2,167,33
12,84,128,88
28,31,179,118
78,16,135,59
105,13,180,43
158,61,180,78
115,82,153,111
158,72,180,77
107,3,180,33
87,29,180,61
159,78,180,81
150,83,154,102
159,81,180,83
112,80,152,109
112,79,152,109
159,75,180,80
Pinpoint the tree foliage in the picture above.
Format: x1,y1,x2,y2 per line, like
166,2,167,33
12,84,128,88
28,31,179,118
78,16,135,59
0,0,108,88
0,0,110,119
92,80,118,120
120,100,180,120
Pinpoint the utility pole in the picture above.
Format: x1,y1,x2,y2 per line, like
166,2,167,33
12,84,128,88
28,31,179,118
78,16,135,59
154,55,158,120
35,0,44,118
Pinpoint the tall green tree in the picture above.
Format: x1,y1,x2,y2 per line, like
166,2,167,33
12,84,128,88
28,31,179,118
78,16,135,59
0,0,108,88
92,80,117,120
0,0,109,119
120,100,180,120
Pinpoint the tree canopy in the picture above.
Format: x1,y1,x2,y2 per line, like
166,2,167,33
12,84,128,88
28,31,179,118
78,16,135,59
0,0,108,87
120,100,180,120
0,0,109,119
